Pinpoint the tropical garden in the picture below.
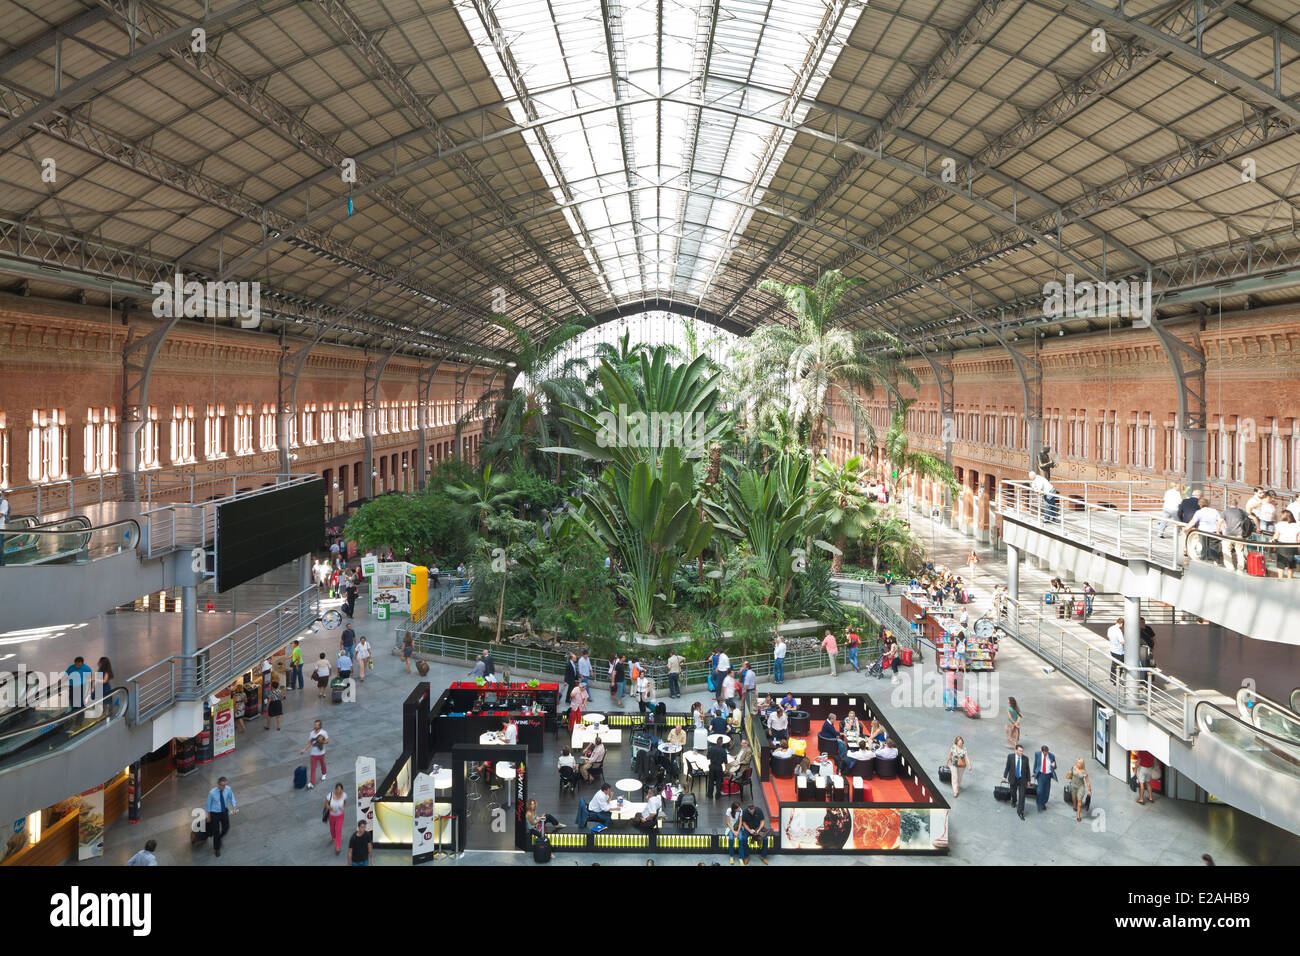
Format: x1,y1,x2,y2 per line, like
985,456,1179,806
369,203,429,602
343,271,955,660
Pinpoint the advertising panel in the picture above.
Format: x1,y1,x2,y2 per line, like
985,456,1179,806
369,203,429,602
356,756,377,833
779,806,948,852
370,561,411,615
412,772,436,865
213,697,236,758
76,786,105,860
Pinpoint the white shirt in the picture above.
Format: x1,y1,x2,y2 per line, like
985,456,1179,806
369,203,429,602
1288,500,1300,522
1163,489,1182,512
126,849,157,866
502,722,518,745
1030,474,1053,495
773,641,786,660
557,753,576,769
0,495,11,528
307,728,329,755
716,653,731,673
722,675,737,699
1107,624,1125,656
642,793,663,820
1189,507,1222,532
1276,522,1300,544
588,790,612,813
355,641,371,659
314,660,331,678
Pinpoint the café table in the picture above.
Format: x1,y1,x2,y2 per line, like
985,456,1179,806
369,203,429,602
707,733,731,747
583,713,606,725
612,800,645,822
615,777,643,800
432,768,453,790
657,741,683,754
570,726,624,750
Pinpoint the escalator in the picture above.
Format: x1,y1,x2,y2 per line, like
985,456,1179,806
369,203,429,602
1236,687,1300,746
1,514,94,565
1192,699,1300,835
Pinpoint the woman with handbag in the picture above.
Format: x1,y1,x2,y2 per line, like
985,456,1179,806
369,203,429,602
263,680,283,731
354,637,371,681
943,735,970,797
1065,758,1093,822
1006,696,1022,748
325,783,347,854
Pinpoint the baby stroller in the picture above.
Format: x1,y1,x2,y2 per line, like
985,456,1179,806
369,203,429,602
675,792,698,831
867,657,886,678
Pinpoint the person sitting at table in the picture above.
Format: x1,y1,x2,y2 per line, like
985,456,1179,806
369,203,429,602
767,706,789,745
580,737,606,781
868,718,886,745
796,757,816,784
708,710,729,736
842,710,862,739
526,797,564,835
779,692,795,710
500,718,518,745
726,703,743,735
633,787,665,832
557,746,579,788
584,784,614,828
876,737,898,760
727,737,753,778
667,724,687,748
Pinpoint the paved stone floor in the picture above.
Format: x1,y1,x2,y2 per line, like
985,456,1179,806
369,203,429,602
75,521,1300,867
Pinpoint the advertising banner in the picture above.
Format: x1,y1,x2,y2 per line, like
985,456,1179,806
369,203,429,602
76,786,105,860
779,806,948,852
371,561,412,615
412,771,436,865
356,756,377,834
213,698,236,758
360,554,378,577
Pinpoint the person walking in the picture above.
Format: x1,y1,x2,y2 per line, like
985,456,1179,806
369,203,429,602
205,776,238,857
1001,744,1031,821
325,783,347,854
845,629,861,673
966,549,979,573
666,651,684,699
706,737,727,800
336,647,353,683
402,634,415,673
313,653,332,698
773,635,787,684
0,488,9,566
289,640,304,691
1005,697,1021,748
1065,758,1092,822
341,623,356,657
613,654,628,708
1106,618,1126,684
568,681,588,732
263,680,283,731
1034,745,1058,811
943,735,971,797
564,652,579,699
712,649,731,703
347,820,372,866
354,636,371,680
577,649,592,688
607,653,618,699
821,629,838,677
299,720,329,789
1136,750,1157,805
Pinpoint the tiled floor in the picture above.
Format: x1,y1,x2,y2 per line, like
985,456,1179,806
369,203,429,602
73,523,1300,866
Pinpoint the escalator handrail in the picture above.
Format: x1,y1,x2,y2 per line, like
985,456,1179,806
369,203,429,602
0,517,139,541
0,687,129,746
1195,699,1300,770
1236,687,1300,741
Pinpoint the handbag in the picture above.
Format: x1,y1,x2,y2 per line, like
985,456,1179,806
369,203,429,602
322,801,331,823
955,754,967,768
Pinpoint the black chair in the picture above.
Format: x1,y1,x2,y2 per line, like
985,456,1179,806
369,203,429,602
582,760,605,787
875,755,899,779
731,767,754,803
559,765,579,796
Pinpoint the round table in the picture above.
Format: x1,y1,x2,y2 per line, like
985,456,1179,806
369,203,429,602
657,741,683,754
707,733,731,746
787,711,810,736
615,777,643,799
432,768,453,790
770,750,796,779
583,713,606,725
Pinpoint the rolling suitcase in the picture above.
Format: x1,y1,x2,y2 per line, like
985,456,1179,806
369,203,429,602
1075,600,1086,617
293,765,308,790
415,660,430,676
938,766,952,784
533,836,552,864
1246,551,1266,577
901,648,913,666
994,784,1011,802
961,697,980,719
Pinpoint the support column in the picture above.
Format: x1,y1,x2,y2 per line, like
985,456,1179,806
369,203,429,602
181,582,198,695
1006,545,1020,604
300,553,312,590
1123,593,1142,706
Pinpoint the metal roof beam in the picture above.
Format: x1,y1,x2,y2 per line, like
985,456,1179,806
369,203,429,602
0,7,113,78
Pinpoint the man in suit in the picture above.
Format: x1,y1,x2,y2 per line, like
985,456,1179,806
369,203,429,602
1002,744,1031,820
563,653,579,698
706,738,728,799
1034,745,1058,811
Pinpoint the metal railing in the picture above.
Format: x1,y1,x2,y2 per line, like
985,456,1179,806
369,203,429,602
406,575,471,628
1196,700,1300,780
2,468,307,520
0,517,139,566
126,586,319,723
993,593,1196,739
140,472,318,556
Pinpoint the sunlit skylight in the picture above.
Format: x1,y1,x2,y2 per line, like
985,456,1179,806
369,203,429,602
455,0,864,307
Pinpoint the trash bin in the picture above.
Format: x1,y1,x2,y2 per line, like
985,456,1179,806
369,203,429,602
376,604,389,621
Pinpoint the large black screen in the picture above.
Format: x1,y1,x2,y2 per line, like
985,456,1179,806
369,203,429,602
215,479,323,592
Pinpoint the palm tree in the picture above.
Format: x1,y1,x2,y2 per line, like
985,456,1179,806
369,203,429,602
813,455,875,573
470,316,590,475
446,463,520,535
737,269,914,461
884,398,958,505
